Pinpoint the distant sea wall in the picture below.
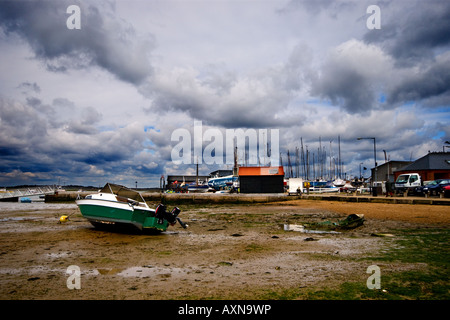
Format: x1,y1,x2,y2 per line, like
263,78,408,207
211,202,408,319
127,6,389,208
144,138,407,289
45,191,450,205
45,191,291,204
45,191,90,202
144,193,291,204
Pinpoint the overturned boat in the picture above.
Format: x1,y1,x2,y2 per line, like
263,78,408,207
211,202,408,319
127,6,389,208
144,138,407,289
302,214,365,231
76,183,187,232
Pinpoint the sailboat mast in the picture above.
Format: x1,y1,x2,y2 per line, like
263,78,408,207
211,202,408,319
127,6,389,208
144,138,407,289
306,147,309,181
319,137,322,180
300,138,306,180
196,158,199,186
338,135,341,179
329,140,333,181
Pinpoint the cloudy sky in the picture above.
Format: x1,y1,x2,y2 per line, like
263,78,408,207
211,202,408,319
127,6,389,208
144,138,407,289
1,0,449,187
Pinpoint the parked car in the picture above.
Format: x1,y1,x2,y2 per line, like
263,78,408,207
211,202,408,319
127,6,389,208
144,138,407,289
436,180,450,196
423,179,450,196
443,185,450,198
414,180,434,196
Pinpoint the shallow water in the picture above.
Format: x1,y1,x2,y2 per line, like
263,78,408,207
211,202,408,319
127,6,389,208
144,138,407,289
283,224,340,234
0,202,83,233
0,216,41,222
0,201,77,212
116,266,188,278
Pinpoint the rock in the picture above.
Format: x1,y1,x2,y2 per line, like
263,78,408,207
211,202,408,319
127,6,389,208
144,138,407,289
27,277,40,281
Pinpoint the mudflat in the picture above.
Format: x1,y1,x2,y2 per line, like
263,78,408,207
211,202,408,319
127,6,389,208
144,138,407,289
0,200,448,299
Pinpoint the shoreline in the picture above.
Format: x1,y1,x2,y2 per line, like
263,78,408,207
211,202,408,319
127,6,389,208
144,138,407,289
44,191,450,206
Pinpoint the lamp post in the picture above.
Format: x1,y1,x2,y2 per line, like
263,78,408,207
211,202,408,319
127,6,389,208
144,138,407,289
357,137,377,196
359,162,363,180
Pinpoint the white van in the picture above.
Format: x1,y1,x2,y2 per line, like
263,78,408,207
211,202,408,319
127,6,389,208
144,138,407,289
395,173,422,193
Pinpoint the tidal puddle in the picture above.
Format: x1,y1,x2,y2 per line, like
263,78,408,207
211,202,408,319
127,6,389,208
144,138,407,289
0,266,98,276
0,216,40,222
97,268,124,275
117,266,188,278
283,224,340,234
93,266,189,278
45,252,71,259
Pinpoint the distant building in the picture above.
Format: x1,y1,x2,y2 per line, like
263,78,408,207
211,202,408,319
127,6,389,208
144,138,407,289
371,161,413,182
394,152,450,181
238,166,284,193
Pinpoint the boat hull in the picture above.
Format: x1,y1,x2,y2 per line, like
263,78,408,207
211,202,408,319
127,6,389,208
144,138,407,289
76,199,168,231
187,185,209,193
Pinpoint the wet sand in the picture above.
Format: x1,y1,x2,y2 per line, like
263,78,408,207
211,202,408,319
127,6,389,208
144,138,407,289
0,200,448,299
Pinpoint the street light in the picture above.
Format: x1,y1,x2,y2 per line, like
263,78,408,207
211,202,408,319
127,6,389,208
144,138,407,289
357,137,377,196
359,162,363,180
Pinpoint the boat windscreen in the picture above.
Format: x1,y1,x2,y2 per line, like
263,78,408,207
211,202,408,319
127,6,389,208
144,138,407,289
100,183,145,202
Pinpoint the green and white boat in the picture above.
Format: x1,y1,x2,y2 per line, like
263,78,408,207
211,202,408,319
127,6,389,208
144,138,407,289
76,183,186,232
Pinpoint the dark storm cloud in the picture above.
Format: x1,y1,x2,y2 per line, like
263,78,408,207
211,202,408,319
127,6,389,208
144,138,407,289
0,96,48,142
360,0,450,109
0,0,154,85
309,39,391,114
280,0,450,116
311,64,374,113
82,149,126,165
388,53,450,107
0,97,49,182
0,94,156,185
363,1,450,65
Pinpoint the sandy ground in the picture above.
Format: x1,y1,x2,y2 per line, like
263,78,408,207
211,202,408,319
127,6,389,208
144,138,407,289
0,199,448,300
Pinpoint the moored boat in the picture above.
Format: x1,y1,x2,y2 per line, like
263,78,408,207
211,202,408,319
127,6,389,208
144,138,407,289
76,183,187,232
187,182,210,193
